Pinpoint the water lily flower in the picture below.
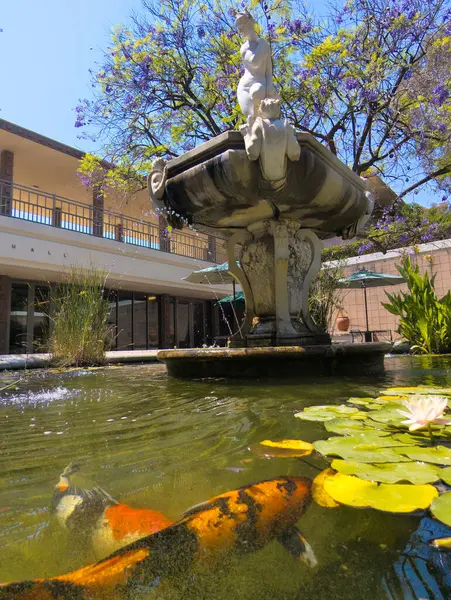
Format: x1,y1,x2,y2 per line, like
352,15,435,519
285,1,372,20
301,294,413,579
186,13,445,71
398,395,451,431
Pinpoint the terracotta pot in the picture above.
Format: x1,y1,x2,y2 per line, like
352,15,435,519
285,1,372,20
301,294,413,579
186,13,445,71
336,315,350,332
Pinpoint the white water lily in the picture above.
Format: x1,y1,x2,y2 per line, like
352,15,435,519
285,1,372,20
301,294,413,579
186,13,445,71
398,395,451,431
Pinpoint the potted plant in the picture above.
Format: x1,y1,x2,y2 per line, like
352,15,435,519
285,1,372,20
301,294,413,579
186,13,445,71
336,310,350,332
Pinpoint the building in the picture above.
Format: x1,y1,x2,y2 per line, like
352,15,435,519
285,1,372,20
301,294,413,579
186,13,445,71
0,119,231,354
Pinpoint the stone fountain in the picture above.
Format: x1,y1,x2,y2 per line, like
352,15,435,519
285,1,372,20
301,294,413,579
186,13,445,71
149,10,391,377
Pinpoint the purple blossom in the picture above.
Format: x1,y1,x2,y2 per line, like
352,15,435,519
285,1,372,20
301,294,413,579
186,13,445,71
74,119,84,128
197,25,206,38
345,77,359,90
432,85,449,107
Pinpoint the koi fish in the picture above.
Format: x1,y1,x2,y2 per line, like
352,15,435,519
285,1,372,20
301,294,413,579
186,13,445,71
52,462,173,557
0,476,314,599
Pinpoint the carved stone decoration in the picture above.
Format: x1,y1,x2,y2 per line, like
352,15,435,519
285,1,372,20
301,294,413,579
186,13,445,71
241,98,300,190
226,230,255,344
238,218,330,347
147,158,168,212
235,10,278,121
341,180,375,240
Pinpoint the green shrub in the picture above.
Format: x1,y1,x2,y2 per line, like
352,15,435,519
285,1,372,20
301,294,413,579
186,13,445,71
309,264,345,332
49,265,111,367
383,256,451,354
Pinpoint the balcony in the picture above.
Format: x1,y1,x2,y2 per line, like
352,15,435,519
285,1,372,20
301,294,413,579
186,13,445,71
0,179,227,264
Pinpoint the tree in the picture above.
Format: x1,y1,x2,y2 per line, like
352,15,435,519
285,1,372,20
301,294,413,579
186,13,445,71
76,0,451,203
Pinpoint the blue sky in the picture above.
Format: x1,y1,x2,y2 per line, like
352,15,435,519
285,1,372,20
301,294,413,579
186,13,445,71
0,0,436,206
0,0,142,151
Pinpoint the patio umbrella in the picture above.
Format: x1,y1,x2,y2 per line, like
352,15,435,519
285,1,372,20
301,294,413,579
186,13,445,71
337,268,404,341
183,262,235,285
183,261,239,302
216,291,245,304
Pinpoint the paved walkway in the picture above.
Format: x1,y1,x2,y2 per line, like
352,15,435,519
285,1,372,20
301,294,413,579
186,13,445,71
0,350,160,371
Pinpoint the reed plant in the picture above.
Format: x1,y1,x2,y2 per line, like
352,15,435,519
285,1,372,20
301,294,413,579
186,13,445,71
49,265,111,367
309,264,345,332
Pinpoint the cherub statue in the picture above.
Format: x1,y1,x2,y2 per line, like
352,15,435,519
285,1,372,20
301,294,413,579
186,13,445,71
235,9,279,122
241,98,300,186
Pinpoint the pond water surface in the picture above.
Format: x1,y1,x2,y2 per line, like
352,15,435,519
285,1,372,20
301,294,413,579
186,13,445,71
1,355,451,599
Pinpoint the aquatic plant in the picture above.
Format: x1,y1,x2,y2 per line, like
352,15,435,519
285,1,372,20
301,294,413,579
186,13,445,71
49,265,111,367
399,395,451,432
383,255,451,354
261,386,451,525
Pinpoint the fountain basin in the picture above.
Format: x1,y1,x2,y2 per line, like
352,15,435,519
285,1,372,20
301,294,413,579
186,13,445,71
157,343,392,378
164,131,367,234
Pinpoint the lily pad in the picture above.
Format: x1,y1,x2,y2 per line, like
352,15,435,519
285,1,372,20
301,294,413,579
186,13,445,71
324,418,386,435
331,459,440,484
377,395,409,403
431,492,451,526
395,445,451,465
366,404,407,426
314,434,412,463
312,468,340,508
294,405,367,422
381,387,451,396
440,466,451,485
323,472,438,513
259,439,313,457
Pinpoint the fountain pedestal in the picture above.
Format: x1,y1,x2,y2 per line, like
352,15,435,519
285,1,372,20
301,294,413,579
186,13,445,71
229,218,329,347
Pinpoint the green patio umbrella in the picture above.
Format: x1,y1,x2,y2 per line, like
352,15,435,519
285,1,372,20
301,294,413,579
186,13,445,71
337,268,405,341
216,291,245,304
183,262,235,285
183,261,240,303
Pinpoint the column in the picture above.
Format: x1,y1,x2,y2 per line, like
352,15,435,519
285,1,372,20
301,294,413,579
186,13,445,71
159,294,171,348
92,184,104,237
0,276,11,353
0,150,14,216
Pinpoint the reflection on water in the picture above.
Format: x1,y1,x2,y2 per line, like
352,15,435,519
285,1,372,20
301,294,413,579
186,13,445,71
1,355,451,598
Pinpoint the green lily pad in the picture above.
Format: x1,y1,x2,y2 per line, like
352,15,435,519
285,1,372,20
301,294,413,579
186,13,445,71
440,467,451,485
431,492,451,526
324,418,387,435
323,471,438,513
366,404,407,426
392,432,431,445
314,434,411,463
347,397,383,408
294,405,367,422
381,387,451,397
395,445,451,465
331,459,440,484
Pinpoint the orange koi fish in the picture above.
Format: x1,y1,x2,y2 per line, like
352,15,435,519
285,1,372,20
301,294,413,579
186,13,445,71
52,463,173,557
0,476,314,599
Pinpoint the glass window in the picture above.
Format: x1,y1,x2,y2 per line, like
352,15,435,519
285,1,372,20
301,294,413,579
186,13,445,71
193,302,206,347
117,291,133,350
33,285,50,352
177,301,190,348
10,284,29,353
168,299,176,348
104,289,117,350
147,295,159,348
133,293,147,349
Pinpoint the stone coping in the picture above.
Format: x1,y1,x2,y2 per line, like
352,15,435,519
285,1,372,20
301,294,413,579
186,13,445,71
0,350,160,371
157,343,391,360
157,343,392,378
167,131,367,191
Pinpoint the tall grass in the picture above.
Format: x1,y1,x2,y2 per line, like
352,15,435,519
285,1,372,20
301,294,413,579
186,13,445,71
49,265,111,367
309,264,345,332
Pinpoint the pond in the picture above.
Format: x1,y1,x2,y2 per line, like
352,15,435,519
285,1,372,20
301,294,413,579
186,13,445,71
1,355,451,599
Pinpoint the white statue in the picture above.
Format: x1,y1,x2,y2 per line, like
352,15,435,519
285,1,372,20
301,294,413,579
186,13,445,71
242,98,300,185
235,10,278,121
147,158,167,212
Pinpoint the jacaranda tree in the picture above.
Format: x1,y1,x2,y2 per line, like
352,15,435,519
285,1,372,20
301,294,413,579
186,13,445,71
76,0,451,206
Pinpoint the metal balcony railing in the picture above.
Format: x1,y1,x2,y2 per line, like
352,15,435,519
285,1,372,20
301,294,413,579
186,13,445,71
0,179,226,263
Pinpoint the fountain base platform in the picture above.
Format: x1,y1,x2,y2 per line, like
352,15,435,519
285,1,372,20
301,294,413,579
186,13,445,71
157,343,391,379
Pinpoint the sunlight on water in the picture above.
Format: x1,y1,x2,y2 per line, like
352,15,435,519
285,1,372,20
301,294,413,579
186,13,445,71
0,356,451,599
